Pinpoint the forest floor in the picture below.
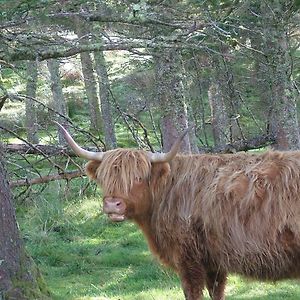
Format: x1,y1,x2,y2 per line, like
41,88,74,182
17,182,300,300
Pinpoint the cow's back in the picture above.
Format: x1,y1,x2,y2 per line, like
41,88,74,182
151,151,300,280
200,150,300,280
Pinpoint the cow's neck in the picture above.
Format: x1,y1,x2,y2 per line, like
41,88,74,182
134,214,180,269
133,215,161,259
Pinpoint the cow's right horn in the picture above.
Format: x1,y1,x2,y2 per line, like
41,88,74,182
55,122,104,161
148,126,192,163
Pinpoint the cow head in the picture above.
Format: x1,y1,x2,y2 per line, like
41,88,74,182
56,123,189,222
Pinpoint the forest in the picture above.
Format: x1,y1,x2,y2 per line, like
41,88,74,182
0,0,300,299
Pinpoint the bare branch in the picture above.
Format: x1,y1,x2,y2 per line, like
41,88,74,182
6,93,106,149
49,11,189,29
5,143,99,157
0,36,218,62
204,134,276,153
0,125,64,172
10,170,85,188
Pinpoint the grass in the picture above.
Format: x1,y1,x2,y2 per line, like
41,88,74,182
17,184,300,300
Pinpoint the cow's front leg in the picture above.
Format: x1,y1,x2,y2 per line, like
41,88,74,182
205,270,227,300
179,263,205,300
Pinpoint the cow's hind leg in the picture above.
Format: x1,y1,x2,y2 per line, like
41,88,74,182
206,270,227,300
179,263,205,300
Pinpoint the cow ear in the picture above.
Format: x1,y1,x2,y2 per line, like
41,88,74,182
85,160,101,180
151,162,170,181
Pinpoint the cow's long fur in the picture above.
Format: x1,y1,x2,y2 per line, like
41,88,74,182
152,151,300,280
86,149,300,299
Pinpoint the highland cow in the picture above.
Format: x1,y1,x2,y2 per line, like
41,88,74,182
57,123,300,300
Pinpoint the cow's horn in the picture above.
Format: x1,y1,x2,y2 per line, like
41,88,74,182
148,126,192,163
55,122,104,161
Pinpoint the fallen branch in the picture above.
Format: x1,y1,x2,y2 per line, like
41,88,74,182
205,134,276,153
10,170,85,188
5,143,99,157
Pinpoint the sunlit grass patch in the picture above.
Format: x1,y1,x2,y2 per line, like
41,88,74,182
225,276,300,299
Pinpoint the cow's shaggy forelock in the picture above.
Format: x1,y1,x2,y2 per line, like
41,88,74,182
95,149,152,196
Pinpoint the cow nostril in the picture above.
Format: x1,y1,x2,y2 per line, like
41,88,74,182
116,201,121,206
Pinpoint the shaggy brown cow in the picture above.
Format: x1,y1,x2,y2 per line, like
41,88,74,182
57,123,300,300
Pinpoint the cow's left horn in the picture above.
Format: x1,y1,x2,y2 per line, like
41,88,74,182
148,126,192,163
55,122,104,161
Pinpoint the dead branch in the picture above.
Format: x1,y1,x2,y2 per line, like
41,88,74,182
6,143,76,157
10,170,85,188
7,93,106,149
123,113,154,152
0,126,65,172
206,134,276,153
5,143,100,157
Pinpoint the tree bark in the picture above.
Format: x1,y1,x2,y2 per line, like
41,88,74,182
94,48,117,149
47,59,69,145
75,19,103,132
25,60,39,144
154,48,191,153
211,48,243,144
259,1,300,150
0,145,49,299
208,81,229,148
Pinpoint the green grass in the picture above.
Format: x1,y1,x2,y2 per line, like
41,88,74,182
17,193,300,300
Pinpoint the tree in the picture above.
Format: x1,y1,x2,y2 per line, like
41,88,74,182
47,59,69,145
94,47,117,149
75,18,103,132
25,60,39,144
211,44,244,144
258,1,300,150
208,80,228,148
0,145,49,299
154,48,191,153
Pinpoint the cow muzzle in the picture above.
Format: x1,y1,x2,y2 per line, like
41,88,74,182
103,197,126,222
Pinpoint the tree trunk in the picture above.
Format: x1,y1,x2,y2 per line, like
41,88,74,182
181,61,199,153
94,49,117,150
154,48,191,153
208,81,229,148
251,33,275,135
0,145,49,299
75,19,103,132
25,60,39,144
211,48,243,144
259,1,300,150
47,59,69,145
